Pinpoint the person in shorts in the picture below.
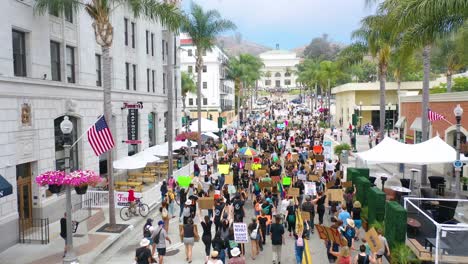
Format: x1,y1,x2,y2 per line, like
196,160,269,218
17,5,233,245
153,220,171,264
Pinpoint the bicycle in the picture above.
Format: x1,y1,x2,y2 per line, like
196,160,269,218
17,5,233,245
120,198,150,221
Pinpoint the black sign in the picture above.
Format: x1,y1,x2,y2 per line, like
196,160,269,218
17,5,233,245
127,109,139,144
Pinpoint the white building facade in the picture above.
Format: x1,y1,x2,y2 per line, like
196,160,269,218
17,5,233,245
0,0,181,252
180,34,235,123
258,49,301,90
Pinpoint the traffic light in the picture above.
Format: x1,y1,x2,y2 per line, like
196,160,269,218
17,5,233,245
182,116,187,126
218,116,223,129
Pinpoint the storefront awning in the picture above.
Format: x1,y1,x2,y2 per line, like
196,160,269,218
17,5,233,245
395,116,406,128
0,175,12,198
410,117,422,131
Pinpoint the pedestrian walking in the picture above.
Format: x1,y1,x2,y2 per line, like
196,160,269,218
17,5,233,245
153,220,171,264
135,238,153,264
160,180,168,202
248,217,261,260
201,215,213,263
294,232,305,264
352,201,362,240
270,215,285,264
301,196,315,238
354,244,376,264
212,231,227,263
329,246,351,264
375,229,390,264
228,247,245,264
313,191,326,225
286,200,297,236
142,218,153,252
368,134,373,149
181,217,198,263
160,201,169,232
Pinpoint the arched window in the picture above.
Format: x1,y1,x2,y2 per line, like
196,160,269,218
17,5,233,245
54,115,79,171
274,72,281,77
285,72,291,77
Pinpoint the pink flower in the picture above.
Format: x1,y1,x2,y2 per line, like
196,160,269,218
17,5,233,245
35,171,66,186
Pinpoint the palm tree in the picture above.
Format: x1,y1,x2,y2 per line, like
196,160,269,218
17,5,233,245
181,72,197,112
182,3,236,152
35,0,183,227
317,60,342,127
297,59,320,110
226,54,263,125
351,14,393,139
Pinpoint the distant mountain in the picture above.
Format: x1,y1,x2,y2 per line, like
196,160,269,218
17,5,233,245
216,35,271,57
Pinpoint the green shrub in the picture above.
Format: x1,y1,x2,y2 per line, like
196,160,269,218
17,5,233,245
370,220,385,234
367,187,386,225
334,143,351,156
385,201,407,248
391,243,421,264
361,206,368,220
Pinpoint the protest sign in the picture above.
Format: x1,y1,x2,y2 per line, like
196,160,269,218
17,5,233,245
309,175,319,182
323,141,332,160
327,189,344,202
232,157,240,163
282,177,291,186
233,223,249,243
177,176,191,187
251,164,262,170
225,175,233,185
198,197,214,210
228,185,236,194
288,187,300,197
342,181,353,188
271,176,281,183
254,170,267,179
315,225,347,246
315,162,324,170
304,181,317,196
218,164,230,175
297,171,307,181
259,181,274,189
301,211,311,221
365,228,383,253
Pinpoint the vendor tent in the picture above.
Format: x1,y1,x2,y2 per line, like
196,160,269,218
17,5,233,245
356,136,468,165
189,118,220,133
113,156,147,169
146,141,197,156
202,132,219,140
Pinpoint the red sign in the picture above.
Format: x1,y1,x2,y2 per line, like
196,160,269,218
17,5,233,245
122,102,143,109
124,140,142,144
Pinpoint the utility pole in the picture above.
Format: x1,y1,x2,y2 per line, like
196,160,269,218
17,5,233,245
166,32,175,178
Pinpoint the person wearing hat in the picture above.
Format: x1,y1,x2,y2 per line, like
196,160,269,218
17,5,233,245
341,218,356,248
207,251,223,264
351,200,362,240
152,220,171,264
135,238,152,264
228,247,245,264
182,199,192,224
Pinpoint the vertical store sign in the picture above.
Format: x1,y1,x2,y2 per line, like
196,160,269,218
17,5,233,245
128,109,139,144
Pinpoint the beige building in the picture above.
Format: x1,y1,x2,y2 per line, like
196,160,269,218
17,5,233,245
331,81,441,129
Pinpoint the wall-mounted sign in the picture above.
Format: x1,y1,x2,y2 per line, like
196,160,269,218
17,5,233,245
124,140,142,144
127,109,139,144
122,102,144,109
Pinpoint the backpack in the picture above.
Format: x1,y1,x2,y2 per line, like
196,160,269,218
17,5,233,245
143,225,151,238
153,228,162,244
296,236,304,247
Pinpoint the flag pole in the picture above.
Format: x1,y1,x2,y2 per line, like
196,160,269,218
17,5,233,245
443,118,454,127
70,115,103,149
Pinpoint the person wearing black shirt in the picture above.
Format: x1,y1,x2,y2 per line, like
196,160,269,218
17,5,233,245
313,191,327,225
135,238,152,264
60,213,67,257
213,199,225,232
270,215,285,264
179,188,187,218
301,196,315,238
201,215,213,262
232,194,245,222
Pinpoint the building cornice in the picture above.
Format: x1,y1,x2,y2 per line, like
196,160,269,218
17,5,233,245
401,91,468,103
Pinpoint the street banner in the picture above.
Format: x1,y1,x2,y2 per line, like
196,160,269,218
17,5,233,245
323,141,332,160
218,164,230,175
115,191,142,208
198,197,214,210
365,228,383,253
233,223,249,243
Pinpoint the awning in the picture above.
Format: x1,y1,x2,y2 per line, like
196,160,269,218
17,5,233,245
395,116,406,128
410,117,422,131
0,175,13,198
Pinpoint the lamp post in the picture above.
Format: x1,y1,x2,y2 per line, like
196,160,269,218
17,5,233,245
359,101,363,131
184,109,192,164
352,106,358,152
217,108,223,138
387,102,392,137
454,104,463,197
60,116,78,264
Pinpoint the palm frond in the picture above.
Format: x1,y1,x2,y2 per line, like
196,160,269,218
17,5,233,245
34,0,82,15
128,0,184,32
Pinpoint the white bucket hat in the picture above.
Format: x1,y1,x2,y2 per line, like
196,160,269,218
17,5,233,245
139,238,150,247
230,247,241,257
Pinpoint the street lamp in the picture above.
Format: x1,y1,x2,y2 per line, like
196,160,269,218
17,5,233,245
454,104,463,197
60,116,78,264
359,101,363,132
387,102,392,137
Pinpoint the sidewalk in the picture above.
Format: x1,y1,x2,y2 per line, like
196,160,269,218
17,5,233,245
0,199,161,264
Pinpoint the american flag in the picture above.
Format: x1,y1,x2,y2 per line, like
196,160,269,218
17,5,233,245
428,109,445,122
87,116,115,156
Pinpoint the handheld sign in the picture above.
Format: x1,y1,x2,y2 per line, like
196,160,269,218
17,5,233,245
288,187,300,197
177,176,191,187
254,170,267,179
225,175,233,185
365,228,383,253
301,211,311,221
198,197,214,209
328,189,344,202
283,177,292,186
218,164,230,175
233,223,249,243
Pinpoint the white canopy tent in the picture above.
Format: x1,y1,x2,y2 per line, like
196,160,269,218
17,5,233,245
113,150,161,169
145,140,197,156
356,136,468,165
190,118,220,133
202,132,219,140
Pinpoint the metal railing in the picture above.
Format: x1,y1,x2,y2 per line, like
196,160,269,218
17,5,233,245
18,218,49,244
82,190,109,208
72,199,92,223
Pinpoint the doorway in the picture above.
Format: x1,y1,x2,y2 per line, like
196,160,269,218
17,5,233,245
16,163,32,225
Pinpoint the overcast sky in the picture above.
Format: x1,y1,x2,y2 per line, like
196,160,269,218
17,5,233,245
182,0,376,50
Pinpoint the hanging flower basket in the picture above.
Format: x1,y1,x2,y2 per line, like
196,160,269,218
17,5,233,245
74,184,88,195
35,171,66,186
176,132,200,142
48,184,62,193
66,170,101,187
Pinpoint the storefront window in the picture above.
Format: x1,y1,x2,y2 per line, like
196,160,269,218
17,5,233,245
415,131,422,143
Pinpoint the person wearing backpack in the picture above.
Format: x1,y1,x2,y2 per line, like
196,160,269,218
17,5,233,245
301,196,315,238
142,218,154,252
286,200,297,237
294,232,305,264
354,244,376,264
248,217,261,260
152,220,171,264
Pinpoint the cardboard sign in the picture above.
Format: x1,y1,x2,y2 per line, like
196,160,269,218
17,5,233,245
292,153,299,161
365,228,383,253
259,181,274,189
218,164,230,175
225,175,233,185
255,170,267,179
326,181,335,189
245,163,252,170
315,225,347,246
316,162,324,170
198,197,214,209
328,189,344,202
288,187,300,197
251,163,262,170
309,175,319,182
342,181,352,188
232,157,240,163
271,176,281,183
301,211,311,221
233,223,249,243
218,151,224,157
315,155,324,161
